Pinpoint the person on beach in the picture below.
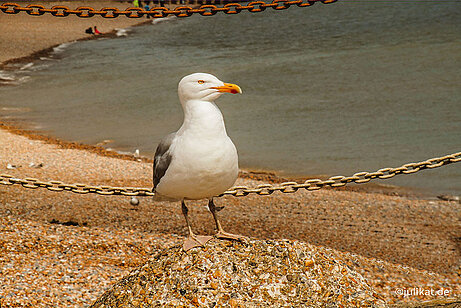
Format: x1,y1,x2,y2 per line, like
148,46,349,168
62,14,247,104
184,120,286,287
144,3,151,18
94,26,101,35
85,27,94,35
133,0,140,7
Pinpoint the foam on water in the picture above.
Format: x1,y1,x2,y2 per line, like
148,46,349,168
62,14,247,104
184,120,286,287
0,61,50,85
19,63,34,70
0,107,31,112
152,15,176,25
0,72,15,82
115,28,130,37
0,71,30,86
52,41,75,54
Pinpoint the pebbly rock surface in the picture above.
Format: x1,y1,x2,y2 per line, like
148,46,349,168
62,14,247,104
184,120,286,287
91,238,386,307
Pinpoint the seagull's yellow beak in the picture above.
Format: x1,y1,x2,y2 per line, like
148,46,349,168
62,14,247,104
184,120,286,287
212,83,242,94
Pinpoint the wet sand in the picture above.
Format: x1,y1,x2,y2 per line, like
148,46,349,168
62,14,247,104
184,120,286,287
0,2,460,307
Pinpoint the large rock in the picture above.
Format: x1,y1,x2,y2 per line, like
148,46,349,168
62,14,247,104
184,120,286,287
91,238,386,307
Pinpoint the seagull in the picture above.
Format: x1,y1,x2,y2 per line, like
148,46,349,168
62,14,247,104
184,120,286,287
153,73,244,251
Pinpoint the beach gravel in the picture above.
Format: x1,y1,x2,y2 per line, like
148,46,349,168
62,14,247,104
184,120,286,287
0,214,180,307
91,238,386,308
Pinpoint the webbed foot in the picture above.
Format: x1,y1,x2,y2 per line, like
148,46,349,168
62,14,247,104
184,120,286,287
183,235,213,251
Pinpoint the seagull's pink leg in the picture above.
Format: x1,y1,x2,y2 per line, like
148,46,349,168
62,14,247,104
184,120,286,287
181,200,212,251
208,198,246,241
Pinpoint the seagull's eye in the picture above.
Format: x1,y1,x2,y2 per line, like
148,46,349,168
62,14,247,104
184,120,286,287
197,80,205,84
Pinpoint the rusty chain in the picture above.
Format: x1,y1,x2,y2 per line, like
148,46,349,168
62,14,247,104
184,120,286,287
0,0,337,19
1,152,460,198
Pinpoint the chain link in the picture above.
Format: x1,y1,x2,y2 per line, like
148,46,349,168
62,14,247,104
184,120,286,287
0,0,338,19
1,152,459,198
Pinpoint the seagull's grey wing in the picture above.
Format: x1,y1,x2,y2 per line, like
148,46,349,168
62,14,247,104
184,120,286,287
153,133,175,191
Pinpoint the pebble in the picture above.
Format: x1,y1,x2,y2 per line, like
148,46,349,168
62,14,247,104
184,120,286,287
130,197,139,206
6,163,19,169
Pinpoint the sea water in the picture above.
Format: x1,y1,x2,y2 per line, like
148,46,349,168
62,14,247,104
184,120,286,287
0,0,460,194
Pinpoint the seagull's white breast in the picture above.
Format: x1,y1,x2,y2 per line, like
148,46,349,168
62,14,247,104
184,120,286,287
156,132,238,200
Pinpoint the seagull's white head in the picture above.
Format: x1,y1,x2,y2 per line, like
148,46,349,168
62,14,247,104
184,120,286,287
178,73,242,104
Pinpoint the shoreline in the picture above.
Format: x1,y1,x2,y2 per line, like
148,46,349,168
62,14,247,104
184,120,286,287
0,19,153,71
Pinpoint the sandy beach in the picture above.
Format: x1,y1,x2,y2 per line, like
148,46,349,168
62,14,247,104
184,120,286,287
0,1,157,65
0,1,460,307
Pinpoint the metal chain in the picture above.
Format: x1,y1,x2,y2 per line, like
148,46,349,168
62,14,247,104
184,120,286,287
1,152,460,198
0,0,338,18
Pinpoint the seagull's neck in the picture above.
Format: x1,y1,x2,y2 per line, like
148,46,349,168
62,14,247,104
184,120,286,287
179,100,228,137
